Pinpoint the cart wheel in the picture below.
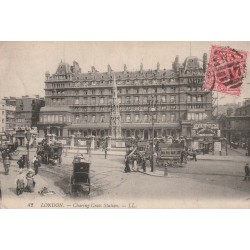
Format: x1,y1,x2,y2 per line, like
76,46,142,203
87,177,91,195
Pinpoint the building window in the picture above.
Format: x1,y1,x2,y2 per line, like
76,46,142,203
187,95,191,102
100,97,104,104
126,114,131,122
192,96,197,102
126,96,130,104
162,114,166,122
197,95,202,102
187,113,191,120
143,96,147,104
171,87,176,92
59,115,63,122
92,89,95,94
135,114,139,122
170,114,175,122
135,96,139,104
75,98,79,105
92,97,96,105
92,115,96,123
161,95,166,103
100,115,105,123
118,97,121,104
144,114,148,122
170,105,176,110
170,95,176,103
84,116,88,123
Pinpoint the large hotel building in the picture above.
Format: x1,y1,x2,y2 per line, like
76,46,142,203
38,54,213,139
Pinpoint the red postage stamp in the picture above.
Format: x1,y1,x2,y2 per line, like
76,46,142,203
204,45,247,96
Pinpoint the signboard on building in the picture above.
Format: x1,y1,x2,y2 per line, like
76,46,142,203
214,141,221,152
193,123,219,130
116,141,125,148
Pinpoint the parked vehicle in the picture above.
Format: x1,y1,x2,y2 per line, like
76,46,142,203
70,155,91,195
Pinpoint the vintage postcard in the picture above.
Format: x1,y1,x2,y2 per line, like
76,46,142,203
0,41,250,208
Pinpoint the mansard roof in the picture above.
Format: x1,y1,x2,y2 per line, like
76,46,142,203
55,61,72,75
183,56,203,71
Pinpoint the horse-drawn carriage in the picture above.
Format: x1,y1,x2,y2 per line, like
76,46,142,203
0,142,19,156
156,142,185,168
70,155,91,195
37,141,63,165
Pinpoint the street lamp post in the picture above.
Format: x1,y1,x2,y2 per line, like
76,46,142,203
25,128,32,168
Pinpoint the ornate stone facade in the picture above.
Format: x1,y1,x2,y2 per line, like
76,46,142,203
38,54,213,139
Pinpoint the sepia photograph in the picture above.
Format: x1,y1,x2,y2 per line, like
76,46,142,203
0,41,250,208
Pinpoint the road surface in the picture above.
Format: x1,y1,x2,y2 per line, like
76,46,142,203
1,148,250,208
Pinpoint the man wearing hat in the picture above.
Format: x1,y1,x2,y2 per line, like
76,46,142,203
244,163,250,181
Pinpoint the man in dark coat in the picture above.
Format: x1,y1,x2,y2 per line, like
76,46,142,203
244,163,250,180
124,157,131,173
17,156,25,169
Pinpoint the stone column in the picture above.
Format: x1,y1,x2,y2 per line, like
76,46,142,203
70,135,75,148
90,136,95,149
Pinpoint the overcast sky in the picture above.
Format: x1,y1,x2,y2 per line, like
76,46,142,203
0,41,250,104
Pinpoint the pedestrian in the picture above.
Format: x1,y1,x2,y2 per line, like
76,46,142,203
244,163,250,181
180,150,185,163
17,156,25,169
142,157,146,172
104,147,108,159
193,151,197,162
34,157,41,175
32,155,37,164
131,157,135,171
25,169,35,193
134,158,138,172
3,156,10,175
145,157,150,172
124,157,131,173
